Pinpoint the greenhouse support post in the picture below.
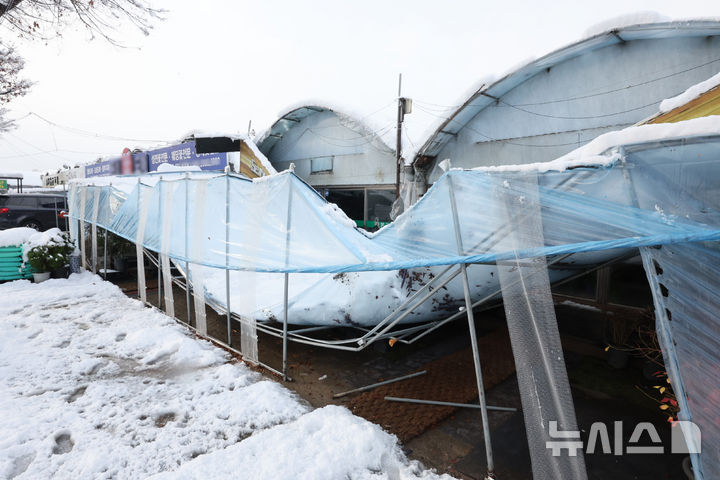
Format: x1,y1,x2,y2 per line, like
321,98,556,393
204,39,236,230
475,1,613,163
80,187,87,270
184,174,192,325
282,175,294,381
103,227,108,280
91,187,100,274
225,172,232,346
448,176,495,479
135,179,147,305
157,188,162,310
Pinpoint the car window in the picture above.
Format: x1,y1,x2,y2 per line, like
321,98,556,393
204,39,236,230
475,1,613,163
39,198,63,208
10,197,35,207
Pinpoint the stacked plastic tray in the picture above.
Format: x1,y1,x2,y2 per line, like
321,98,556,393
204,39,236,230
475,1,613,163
0,246,32,281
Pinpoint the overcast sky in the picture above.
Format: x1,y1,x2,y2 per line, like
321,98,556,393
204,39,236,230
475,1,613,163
1,0,718,174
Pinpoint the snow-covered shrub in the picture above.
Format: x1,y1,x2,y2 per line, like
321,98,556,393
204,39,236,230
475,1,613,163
25,231,74,272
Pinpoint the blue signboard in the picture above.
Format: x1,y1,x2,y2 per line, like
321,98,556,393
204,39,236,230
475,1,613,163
147,141,227,172
85,152,149,178
85,157,121,177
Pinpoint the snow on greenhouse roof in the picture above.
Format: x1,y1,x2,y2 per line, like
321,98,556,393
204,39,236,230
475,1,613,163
255,102,395,158
414,19,720,163
472,114,720,173
658,71,720,114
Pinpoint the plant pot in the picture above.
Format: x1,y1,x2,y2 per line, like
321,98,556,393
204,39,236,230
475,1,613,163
33,272,51,283
69,254,82,274
51,265,70,279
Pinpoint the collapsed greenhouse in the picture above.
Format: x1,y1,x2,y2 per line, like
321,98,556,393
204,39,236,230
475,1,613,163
67,113,720,479
52,16,720,480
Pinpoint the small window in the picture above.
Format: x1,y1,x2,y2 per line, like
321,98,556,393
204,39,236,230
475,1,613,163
310,156,333,174
10,197,35,207
38,197,65,210
367,190,394,224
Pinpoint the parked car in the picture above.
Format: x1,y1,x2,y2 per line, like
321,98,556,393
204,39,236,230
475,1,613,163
0,193,69,231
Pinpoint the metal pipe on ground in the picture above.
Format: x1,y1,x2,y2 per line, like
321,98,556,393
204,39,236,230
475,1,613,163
384,396,517,412
333,371,427,399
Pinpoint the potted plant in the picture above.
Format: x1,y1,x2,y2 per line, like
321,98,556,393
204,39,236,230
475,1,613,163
108,233,136,273
605,312,641,369
27,245,54,283
26,232,75,283
50,232,75,278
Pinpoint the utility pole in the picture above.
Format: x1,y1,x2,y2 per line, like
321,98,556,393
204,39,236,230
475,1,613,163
395,74,412,199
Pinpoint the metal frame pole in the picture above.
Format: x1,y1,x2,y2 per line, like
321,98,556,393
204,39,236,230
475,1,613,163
91,186,100,275
282,272,289,380
385,396,517,412
103,227,108,280
334,371,427,398
448,174,495,478
157,180,163,308
184,173,192,326
225,172,232,346
282,174,294,381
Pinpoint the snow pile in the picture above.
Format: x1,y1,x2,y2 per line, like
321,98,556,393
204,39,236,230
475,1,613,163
659,71,720,113
151,405,446,480
21,227,67,251
0,227,37,248
20,227,71,261
0,273,454,479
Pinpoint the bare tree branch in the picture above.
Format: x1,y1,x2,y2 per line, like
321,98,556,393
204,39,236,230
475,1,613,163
0,42,31,131
0,0,163,132
0,0,163,44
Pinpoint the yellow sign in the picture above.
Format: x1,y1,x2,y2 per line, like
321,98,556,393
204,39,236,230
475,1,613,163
647,85,720,124
238,142,271,178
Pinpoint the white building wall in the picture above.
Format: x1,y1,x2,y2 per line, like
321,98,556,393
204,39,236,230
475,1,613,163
429,36,720,182
266,110,396,187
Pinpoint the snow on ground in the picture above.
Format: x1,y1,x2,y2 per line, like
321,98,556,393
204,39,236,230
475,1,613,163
0,273,454,480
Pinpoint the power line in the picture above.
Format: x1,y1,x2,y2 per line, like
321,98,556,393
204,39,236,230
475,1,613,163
0,148,115,159
497,97,659,120
27,112,164,143
2,132,111,164
412,55,720,112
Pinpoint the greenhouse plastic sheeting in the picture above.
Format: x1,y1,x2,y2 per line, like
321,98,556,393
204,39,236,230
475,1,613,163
68,135,720,479
497,173,587,480
622,140,720,480
69,171,719,275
